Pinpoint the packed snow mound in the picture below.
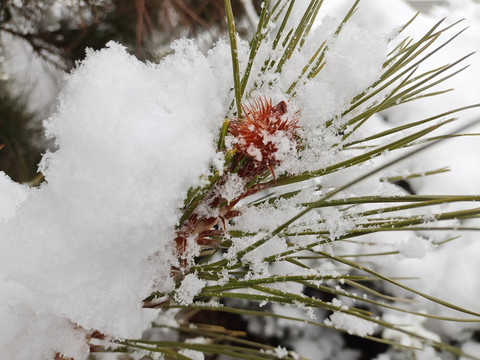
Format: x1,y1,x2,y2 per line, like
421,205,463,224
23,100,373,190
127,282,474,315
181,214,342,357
0,41,225,359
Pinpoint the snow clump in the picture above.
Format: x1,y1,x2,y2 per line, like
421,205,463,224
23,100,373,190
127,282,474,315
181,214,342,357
0,40,227,360
325,311,378,337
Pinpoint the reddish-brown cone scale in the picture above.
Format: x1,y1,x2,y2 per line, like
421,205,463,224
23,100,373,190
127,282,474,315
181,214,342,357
172,97,299,276
229,96,299,174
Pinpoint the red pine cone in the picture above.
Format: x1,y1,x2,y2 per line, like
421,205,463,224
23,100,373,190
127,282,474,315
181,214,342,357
228,96,299,169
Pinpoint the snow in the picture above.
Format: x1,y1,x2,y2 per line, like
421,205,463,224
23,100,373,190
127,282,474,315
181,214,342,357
2,0,480,359
185,337,210,344
0,40,226,359
287,330,360,360
325,311,378,337
310,1,480,356
0,172,29,222
461,341,480,360
397,235,434,259
258,345,299,359
0,304,89,360
263,0,480,356
178,349,205,360
283,19,389,174
219,173,246,203
386,312,441,342
174,273,206,306
324,299,378,337
274,346,290,358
